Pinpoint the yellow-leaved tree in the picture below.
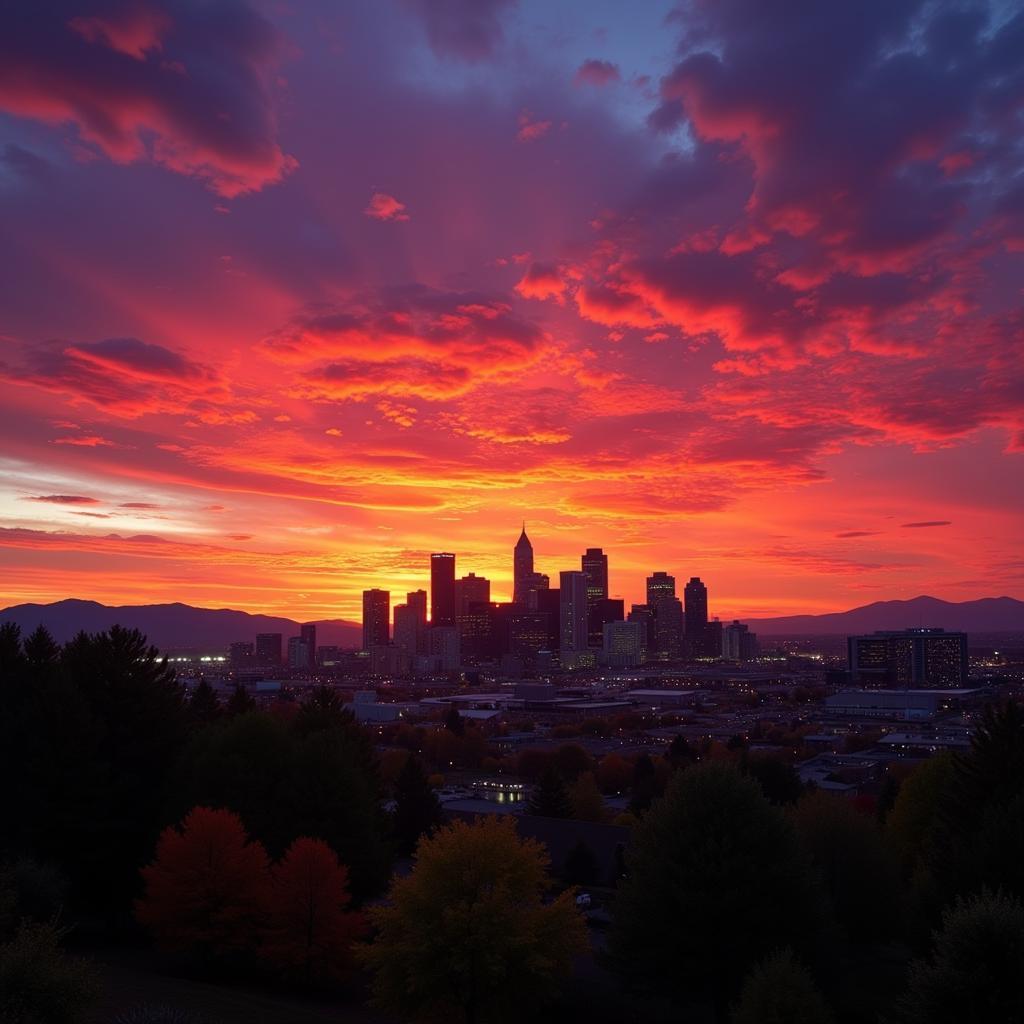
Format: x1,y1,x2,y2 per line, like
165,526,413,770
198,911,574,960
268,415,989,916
359,815,587,1023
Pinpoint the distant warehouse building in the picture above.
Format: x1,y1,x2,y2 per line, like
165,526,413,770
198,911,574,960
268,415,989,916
824,688,983,722
847,628,967,688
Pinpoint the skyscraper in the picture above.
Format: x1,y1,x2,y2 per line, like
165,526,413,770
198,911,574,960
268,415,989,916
559,570,589,663
362,588,390,650
407,590,427,627
581,547,609,607
723,620,759,661
646,571,676,605
513,525,534,604
588,597,624,648
684,577,709,654
651,596,683,660
300,622,316,670
255,632,282,667
603,620,645,667
430,553,456,626
454,572,491,615
393,603,420,655
287,635,311,670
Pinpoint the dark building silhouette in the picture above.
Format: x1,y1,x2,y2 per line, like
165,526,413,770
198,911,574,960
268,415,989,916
458,600,496,665
513,525,534,604
287,634,311,670
455,572,490,615
651,596,683,660
229,641,254,668
535,587,561,652
560,570,590,668
848,628,968,688
704,617,723,661
522,571,550,609
430,552,456,626
684,577,712,656
582,547,609,606
407,589,427,625
588,597,624,648
627,604,654,658
362,588,390,650
510,609,556,668
684,577,708,636
255,632,282,667
300,622,316,669
393,603,420,657
646,571,676,605
723,620,759,661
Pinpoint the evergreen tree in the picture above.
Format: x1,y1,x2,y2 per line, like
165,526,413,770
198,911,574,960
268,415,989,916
628,753,657,813
667,733,695,770
745,755,802,805
225,683,256,716
733,948,834,1024
929,701,1024,906
173,711,391,900
792,791,900,943
187,679,221,727
443,705,465,736
294,684,349,735
610,762,827,1020
892,890,1024,1024
563,840,599,887
528,766,573,818
392,755,444,857
568,771,606,822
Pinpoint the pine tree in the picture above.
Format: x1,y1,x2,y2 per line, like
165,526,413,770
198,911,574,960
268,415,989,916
733,949,834,1024
528,765,572,818
610,762,827,1019
392,755,444,857
226,683,256,716
188,679,221,726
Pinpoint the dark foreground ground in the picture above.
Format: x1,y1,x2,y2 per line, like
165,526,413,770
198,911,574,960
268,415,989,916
85,945,391,1024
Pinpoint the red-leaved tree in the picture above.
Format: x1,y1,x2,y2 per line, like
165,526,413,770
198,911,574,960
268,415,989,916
260,837,366,982
135,806,269,956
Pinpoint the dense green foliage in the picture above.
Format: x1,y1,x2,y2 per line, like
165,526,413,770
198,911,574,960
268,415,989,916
391,754,444,857
171,709,391,900
360,816,588,1023
792,791,900,943
0,922,100,1024
527,765,573,818
892,890,1024,1024
732,949,835,1024
610,762,827,1016
0,623,186,910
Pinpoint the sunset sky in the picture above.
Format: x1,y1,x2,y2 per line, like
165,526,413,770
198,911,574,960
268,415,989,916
1,0,1022,622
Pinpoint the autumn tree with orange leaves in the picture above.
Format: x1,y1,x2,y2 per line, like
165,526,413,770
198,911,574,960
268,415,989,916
260,837,366,983
135,806,269,957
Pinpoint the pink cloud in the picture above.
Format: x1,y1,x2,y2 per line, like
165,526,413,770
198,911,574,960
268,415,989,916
0,1,296,197
364,192,410,221
575,59,620,87
517,109,552,142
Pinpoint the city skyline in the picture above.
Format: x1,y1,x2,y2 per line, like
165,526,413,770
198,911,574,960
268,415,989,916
1,1,1023,624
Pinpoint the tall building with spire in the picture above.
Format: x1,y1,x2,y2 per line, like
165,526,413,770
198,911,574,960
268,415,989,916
513,524,534,604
